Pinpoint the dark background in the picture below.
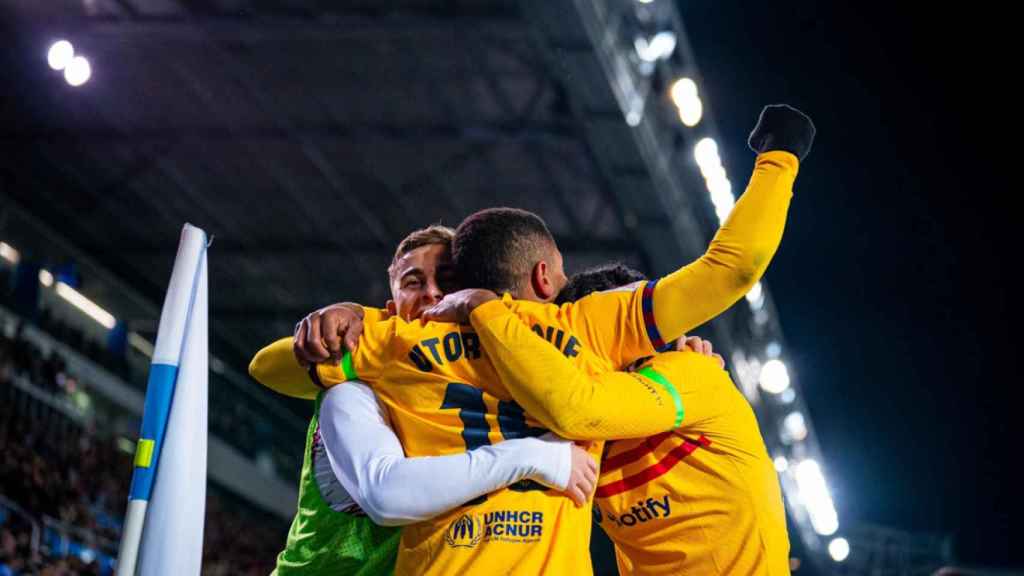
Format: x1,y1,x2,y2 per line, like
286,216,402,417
677,2,1019,565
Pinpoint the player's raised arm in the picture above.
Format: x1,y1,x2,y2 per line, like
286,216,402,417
646,105,814,348
556,105,814,369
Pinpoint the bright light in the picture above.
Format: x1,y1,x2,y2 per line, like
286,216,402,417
780,387,796,404
670,77,698,107
55,281,116,329
694,138,719,169
677,96,703,127
637,0,655,4
700,161,726,181
48,40,74,71
795,459,839,535
713,197,734,223
0,242,19,264
774,456,789,472
635,32,676,62
782,411,808,442
64,56,91,87
760,359,791,394
745,281,764,309
128,332,154,357
766,341,782,358
38,269,54,287
707,174,733,204
829,537,850,562
671,78,703,126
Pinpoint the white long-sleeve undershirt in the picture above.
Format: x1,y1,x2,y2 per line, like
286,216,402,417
317,381,572,527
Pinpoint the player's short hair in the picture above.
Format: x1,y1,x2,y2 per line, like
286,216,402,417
555,263,647,304
452,208,556,294
388,224,455,280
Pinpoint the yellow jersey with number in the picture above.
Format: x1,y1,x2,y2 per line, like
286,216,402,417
593,352,790,576
248,150,801,574
312,286,658,576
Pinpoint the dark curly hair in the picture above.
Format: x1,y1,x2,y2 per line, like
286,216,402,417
554,263,647,304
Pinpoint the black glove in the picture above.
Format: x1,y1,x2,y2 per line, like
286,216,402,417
747,104,816,161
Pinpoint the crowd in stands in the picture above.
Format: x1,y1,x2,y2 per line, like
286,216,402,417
0,265,303,482
1,325,289,575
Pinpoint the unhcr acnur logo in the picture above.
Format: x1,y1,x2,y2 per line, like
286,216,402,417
445,514,483,549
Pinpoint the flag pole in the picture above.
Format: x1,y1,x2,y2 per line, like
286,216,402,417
116,224,208,575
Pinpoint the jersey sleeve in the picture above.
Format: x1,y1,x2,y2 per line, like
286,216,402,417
648,151,799,347
640,351,739,430
318,382,573,527
248,337,321,400
312,318,394,387
471,300,681,440
557,283,658,370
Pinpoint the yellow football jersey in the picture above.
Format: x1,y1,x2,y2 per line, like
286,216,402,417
247,150,802,574
312,285,658,576
593,352,790,576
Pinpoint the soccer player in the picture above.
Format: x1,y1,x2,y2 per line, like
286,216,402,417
260,225,597,576
431,263,788,574
253,104,813,574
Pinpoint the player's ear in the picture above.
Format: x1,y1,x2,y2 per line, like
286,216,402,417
531,260,557,301
385,300,397,316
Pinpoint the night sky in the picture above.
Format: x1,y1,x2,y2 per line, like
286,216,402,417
677,2,1019,566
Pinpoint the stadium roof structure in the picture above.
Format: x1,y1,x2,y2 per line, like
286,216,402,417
2,0,674,362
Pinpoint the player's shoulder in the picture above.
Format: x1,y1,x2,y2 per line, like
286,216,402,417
568,280,647,312
376,316,465,345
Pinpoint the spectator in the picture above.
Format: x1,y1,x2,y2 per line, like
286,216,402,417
2,333,287,575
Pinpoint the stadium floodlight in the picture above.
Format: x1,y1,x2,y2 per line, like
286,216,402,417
694,138,719,170
745,281,764,309
38,269,54,287
670,77,698,108
677,96,703,127
795,459,839,535
773,456,789,472
64,56,91,87
707,174,733,204
713,197,734,224
780,387,796,404
699,160,726,182
829,537,850,562
760,359,791,394
48,40,74,71
626,95,644,127
55,281,116,329
782,411,808,442
635,32,677,62
0,241,19,263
